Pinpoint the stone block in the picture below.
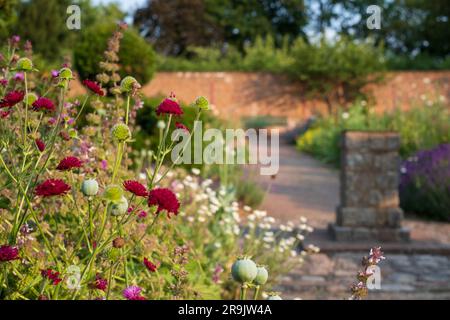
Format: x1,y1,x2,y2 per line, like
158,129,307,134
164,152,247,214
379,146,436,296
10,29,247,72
328,224,353,242
343,131,370,150
385,133,401,151
369,134,387,151
337,207,377,227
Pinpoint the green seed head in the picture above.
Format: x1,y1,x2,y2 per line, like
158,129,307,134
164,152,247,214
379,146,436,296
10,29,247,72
120,76,140,93
16,57,33,72
111,123,131,142
59,67,73,80
111,196,129,216
231,257,258,284
253,266,269,286
156,120,166,130
193,96,210,110
81,179,99,197
25,93,38,105
103,185,123,202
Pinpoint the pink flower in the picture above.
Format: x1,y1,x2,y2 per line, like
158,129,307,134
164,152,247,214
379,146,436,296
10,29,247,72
123,286,146,300
175,122,189,132
14,72,24,82
91,274,108,292
0,90,24,108
41,268,62,285
83,79,105,96
35,179,71,197
35,138,45,152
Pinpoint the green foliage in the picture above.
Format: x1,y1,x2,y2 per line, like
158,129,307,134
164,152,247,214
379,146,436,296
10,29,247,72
296,101,450,166
0,0,18,40
242,115,287,130
289,37,386,107
74,23,156,84
235,179,265,208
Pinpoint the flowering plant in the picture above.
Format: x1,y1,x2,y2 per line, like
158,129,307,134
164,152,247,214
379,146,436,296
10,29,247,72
0,27,315,300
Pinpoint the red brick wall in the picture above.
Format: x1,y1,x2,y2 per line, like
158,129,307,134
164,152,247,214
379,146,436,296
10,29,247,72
71,71,450,124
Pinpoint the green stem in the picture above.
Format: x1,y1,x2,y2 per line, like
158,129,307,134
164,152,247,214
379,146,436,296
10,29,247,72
125,95,131,125
240,285,247,300
253,286,260,300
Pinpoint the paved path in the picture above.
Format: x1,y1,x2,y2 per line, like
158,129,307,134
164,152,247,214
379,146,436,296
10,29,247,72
246,141,450,299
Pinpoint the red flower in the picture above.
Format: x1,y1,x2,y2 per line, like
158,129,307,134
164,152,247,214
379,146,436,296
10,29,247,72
0,110,11,119
41,269,62,285
0,245,19,262
35,179,71,197
175,122,189,132
123,180,148,197
0,90,24,108
147,188,180,217
56,156,83,171
83,80,105,96
156,96,183,116
35,138,45,152
143,258,157,272
91,274,108,292
32,97,55,112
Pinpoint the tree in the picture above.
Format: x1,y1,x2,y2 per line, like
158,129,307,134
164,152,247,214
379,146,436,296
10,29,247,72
134,0,307,55
134,0,222,56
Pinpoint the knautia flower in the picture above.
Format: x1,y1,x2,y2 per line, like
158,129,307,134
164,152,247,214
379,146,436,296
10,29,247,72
120,76,140,93
0,245,19,262
35,138,45,152
111,196,129,216
32,97,55,112
35,179,71,197
231,257,258,284
56,156,83,171
156,94,183,116
15,57,34,72
111,123,131,142
147,188,180,217
103,185,123,202
90,274,108,292
14,72,24,82
175,122,189,132
192,96,210,110
41,269,62,285
81,179,99,197
253,266,268,286
0,90,24,108
123,285,145,300
143,258,157,272
123,180,148,197
83,79,105,96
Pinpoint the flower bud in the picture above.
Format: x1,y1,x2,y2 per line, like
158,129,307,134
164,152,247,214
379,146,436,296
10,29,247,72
253,266,268,286
120,76,140,93
81,179,99,197
193,96,210,110
111,123,131,142
103,185,123,202
231,257,258,284
16,57,33,72
156,120,166,130
111,196,128,216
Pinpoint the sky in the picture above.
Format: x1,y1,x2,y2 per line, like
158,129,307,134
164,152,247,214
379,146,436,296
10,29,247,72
92,0,146,13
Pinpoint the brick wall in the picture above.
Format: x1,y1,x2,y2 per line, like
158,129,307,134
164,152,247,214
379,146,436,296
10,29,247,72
70,71,450,124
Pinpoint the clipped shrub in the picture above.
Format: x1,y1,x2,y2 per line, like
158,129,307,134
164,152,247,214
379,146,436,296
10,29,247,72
73,23,156,84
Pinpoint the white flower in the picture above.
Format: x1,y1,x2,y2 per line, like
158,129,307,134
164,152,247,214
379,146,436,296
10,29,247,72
342,112,350,120
296,234,305,241
191,168,201,175
243,205,252,212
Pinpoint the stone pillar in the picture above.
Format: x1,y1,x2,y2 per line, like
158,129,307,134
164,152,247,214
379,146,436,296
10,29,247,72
329,131,410,242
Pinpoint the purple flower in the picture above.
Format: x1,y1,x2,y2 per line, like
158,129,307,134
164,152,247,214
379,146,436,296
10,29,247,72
14,72,24,82
123,286,146,300
51,70,59,78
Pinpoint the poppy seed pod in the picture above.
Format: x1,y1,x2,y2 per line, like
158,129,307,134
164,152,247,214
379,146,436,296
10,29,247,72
111,196,128,216
120,76,140,93
103,185,123,202
16,57,33,72
81,179,99,197
253,266,268,286
111,123,131,142
231,257,258,284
